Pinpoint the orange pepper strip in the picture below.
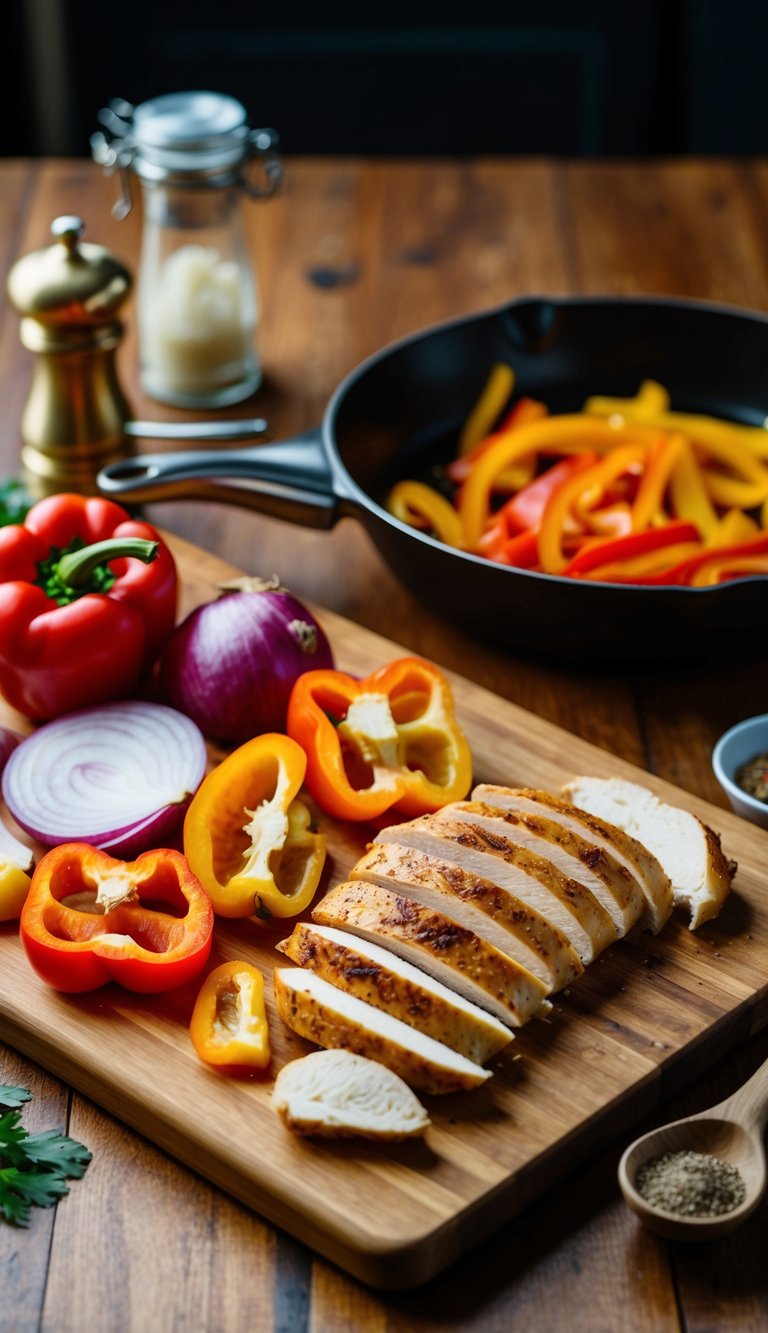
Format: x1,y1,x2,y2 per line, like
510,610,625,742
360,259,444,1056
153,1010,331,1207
387,480,465,548
538,442,650,575
458,363,515,455
668,438,719,540
458,419,655,549
631,432,687,531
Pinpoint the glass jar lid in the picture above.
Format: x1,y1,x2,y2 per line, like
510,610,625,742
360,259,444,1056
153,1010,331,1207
91,92,283,213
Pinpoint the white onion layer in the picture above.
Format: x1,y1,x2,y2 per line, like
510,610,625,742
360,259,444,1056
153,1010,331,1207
1,701,207,855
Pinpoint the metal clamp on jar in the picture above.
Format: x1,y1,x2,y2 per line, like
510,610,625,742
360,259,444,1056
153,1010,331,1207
91,92,283,410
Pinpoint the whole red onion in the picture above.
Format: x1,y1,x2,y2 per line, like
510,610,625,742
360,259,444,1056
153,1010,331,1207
158,577,334,742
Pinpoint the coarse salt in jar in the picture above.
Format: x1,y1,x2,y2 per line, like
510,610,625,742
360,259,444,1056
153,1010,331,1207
92,91,283,409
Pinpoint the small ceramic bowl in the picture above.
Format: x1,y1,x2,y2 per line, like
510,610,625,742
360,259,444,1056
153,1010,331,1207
712,715,768,829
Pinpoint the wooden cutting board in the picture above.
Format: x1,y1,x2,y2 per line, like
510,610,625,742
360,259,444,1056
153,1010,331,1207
2,532,767,1290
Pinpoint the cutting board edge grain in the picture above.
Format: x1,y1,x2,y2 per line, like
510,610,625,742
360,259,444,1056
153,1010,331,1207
2,530,768,1291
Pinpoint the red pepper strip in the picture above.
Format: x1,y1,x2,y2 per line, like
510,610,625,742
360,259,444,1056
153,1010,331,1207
588,533,768,586
481,529,541,567
498,453,600,536
19,844,213,994
447,398,548,488
562,521,701,578
537,443,650,575
0,494,177,721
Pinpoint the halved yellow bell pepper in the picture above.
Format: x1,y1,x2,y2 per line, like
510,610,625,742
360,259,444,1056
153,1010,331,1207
183,734,326,920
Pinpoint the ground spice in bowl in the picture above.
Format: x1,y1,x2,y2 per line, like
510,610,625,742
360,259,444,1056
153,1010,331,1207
735,752,768,804
636,1150,746,1217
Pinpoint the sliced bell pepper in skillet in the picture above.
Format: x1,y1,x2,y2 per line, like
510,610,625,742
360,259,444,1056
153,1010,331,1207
190,960,271,1071
184,734,326,920
286,656,472,822
19,845,213,993
0,493,177,720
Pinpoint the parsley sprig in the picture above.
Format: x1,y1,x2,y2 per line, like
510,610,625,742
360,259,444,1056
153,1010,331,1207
0,1085,92,1226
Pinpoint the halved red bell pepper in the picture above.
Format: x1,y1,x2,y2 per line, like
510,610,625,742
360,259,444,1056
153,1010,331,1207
286,656,473,822
190,960,271,1071
0,493,177,720
19,844,213,993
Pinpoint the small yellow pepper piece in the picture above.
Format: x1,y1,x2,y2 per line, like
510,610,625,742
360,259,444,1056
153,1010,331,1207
190,961,271,1071
458,363,515,455
707,507,760,547
669,438,719,539
1,860,32,922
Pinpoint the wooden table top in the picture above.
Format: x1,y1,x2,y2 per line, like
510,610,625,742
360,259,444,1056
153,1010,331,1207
1,156,767,1332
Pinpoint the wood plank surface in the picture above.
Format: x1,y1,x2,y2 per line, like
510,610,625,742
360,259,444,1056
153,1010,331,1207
2,157,768,1330
1,532,767,1291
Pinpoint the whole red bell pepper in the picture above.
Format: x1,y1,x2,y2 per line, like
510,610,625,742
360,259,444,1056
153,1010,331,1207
20,843,213,994
0,493,177,720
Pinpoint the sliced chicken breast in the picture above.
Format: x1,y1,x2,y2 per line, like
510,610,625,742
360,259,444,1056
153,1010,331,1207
352,840,583,993
374,817,616,963
273,967,491,1094
312,880,551,1029
439,802,645,938
272,1049,431,1139
277,922,512,1062
474,785,674,933
561,776,736,929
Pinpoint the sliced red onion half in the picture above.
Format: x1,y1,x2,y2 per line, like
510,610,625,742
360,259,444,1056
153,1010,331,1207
1,701,207,858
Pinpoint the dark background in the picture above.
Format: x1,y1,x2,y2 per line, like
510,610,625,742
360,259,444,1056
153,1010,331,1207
2,0,766,157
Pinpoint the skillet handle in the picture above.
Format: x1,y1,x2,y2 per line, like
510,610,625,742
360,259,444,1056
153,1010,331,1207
97,429,344,531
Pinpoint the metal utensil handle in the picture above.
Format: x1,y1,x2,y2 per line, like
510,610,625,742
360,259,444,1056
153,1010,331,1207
125,419,269,441
98,428,345,531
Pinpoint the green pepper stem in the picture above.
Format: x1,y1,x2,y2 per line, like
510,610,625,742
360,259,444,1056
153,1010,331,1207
56,538,158,589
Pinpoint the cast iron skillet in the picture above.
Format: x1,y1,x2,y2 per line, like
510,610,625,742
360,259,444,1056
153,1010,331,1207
98,295,768,663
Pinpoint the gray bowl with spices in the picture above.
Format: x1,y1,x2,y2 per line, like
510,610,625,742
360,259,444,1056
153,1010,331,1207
712,715,768,829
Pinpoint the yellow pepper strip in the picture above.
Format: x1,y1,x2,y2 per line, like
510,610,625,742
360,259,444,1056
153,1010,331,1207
387,480,465,548
458,363,515,455
458,418,656,548
585,386,768,462
631,431,687,531
576,500,633,537
707,507,760,547
580,541,704,581
691,556,768,586
696,435,768,508
583,379,671,419
538,442,649,575
668,438,719,540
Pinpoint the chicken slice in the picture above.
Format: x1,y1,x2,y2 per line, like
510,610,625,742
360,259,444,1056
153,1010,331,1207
273,968,490,1094
312,880,551,1029
437,802,645,938
277,922,512,1062
352,840,583,993
561,776,736,929
473,785,673,933
272,1049,430,1140
374,817,616,963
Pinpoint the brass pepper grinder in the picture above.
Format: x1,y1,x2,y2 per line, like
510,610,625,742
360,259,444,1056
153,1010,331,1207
6,215,134,498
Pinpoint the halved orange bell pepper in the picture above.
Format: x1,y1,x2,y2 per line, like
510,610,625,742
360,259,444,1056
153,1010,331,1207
183,734,326,920
190,960,271,1071
19,844,213,993
286,657,473,822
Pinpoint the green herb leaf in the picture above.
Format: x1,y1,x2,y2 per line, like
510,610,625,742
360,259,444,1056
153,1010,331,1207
0,1087,33,1110
0,1084,92,1227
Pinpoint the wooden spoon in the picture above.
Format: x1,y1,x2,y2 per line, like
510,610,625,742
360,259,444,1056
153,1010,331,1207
618,1055,768,1241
